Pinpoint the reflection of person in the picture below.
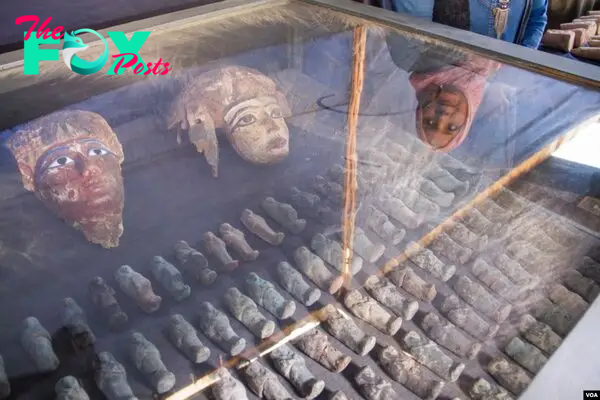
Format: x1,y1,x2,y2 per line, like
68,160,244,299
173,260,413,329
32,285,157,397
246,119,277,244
6,110,125,248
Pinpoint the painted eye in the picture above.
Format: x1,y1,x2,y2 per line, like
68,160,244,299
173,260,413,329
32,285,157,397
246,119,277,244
271,108,283,118
425,118,435,127
237,115,256,127
88,147,109,157
448,125,458,132
48,156,74,169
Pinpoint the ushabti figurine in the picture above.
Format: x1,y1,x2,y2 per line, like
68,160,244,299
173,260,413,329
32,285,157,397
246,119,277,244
563,270,600,303
364,275,418,320
366,205,406,245
0,356,10,400
167,314,210,364
173,240,217,285
313,175,343,204
128,332,175,394
439,294,499,341
388,266,436,302
477,198,511,223
224,287,275,339
212,367,248,400
276,261,321,306
548,284,589,320
506,241,553,274
469,377,514,400
261,197,306,234
329,391,349,400
245,273,295,319
219,223,259,261
420,179,455,207
518,314,562,355
61,297,96,349
294,328,351,373
531,298,575,336
424,164,469,197
55,376,90,400
311,233,363,275
354,366,399,400
487,357,532,396
151,256,191,301
579,256,600,283
398,188,440,218
407,242,456,282
454,275,512,323
376,345,444,400
89,276,128,330
114,265,162,314
343,289,402,335
493,189,527,213
447,222,488,251
378,193,422,229
242,360,293,400
293,247,344,294
401,331,465,382
492,253,535,286
241,209,285,245
320,304,376,356
505,337,548,374
471,258,519,301
462,208,506,237
21,317,59,373
269,344,325,399
94,352,138,400
204,232,239,272
421,312,481,359
429,231,472,264
290,187,327,218
198,302,246,355
341,227,385,263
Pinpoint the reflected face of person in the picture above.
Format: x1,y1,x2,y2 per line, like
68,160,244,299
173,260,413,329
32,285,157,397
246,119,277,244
34,138,124,222
417,84,468,150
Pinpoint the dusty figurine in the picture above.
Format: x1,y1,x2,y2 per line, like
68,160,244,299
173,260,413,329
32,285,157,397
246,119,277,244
429,231,472,264
424,164,470,197
518,314,562,355
293,328,351,373
241,209,285,245
311,233,363,275
242,360,293,400
212,367,248,400
564,270,600,302
61,297,96,349
270,344,325,399
320,304,376,356
329,391,349,400
366,205,406,245
439,294,499,341
224,287,275,339
293,246,344,294
21,317,59,373
219,223,259,261
290,187,329,218
378,193,422,229
548,284,589,320
397,188,440,218
203,232,239,272
354,365,399,400
197,301,246,355
454,275,512,323
167,314,211,363
487,357,532,396
151,256,191,301
88,276,128,330
401,330,465,382
343,289,403,335
420,179,455,207
115,265,162,313
505,337,548,374
491,253,535,286
388,266,437,302
168,66,290,177
261,197,306,234
376,345,444,400
364,275,418,320
313,175,344,204
173,240,217,285
128,332,175,394
94,352,138,400
407,242,456,281
469,377,514,400
506,241,553,274
245,273,296,319
579,256,600,284
462,207,505,236
447,222,488,251
0,356,9,400
471,258,519,301
276,261,321,306
335,227,385,263
531,298,576,336
55,376,90,400
477,198,511,223
6,110,126,248
421,312,481,359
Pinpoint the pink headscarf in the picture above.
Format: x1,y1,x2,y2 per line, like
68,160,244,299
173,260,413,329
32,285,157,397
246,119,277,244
409,56,501,152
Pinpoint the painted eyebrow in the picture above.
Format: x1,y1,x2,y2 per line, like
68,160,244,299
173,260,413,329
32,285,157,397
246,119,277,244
230,105,261,127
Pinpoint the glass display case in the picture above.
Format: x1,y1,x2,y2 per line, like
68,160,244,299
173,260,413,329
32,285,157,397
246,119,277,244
0,1,599,399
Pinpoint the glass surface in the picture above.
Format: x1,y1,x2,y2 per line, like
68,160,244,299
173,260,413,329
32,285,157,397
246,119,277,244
0,1,599,399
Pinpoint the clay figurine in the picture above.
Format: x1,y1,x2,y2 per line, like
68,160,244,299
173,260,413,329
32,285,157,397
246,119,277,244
151,256,191,301
579,256,600,284
343,289,402,335
168,66,291,177
454,275,512,323
128,332,175,394
469,377,514,400
242,360,293,400
477,198,511,223
378,193,422,229
21,317,59,372
241,209,285,245
290,187,328,218
276,261,321,306
261,197,306,234
505,337,548,374
421,312,481,359
203,232,239,272
293,328,351,373
0,356,9,400
313,175,344,204
330,391,349,400
341,227,385,263
197,301,246,355
94,352,138,400
487,357,532,396
55,376,90,400
388,266,436,302
471,258,519,301
531,298,576,336
518,314,562,355
563,269,600,303
311,233,363,275
219,223,259,261
212,367,248,400
366,205,406,245
61,297,96,349
269,344,325,399
245,273,296,320
424,164,469,196
354,365,399,400
224,287,275,339
88,276,128,330
462,207,506,237
167,314,211,364
548,284,589,320
173,240,217,285
447,222,488,251
397,188,440,218
439,294,499,341
506,240,553,274
364,275,418,320
114,265,162,313
407,242,456,282
491,253,535,286
320,304,376,356
429,231,472,264
420,179,455,207
293,246,344,294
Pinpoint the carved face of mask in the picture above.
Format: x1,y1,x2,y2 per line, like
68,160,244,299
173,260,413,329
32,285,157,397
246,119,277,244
224,96,289,165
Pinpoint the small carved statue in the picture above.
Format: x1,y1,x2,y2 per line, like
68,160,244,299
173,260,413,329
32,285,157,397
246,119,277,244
487,357,532,396
197,301,246,355
151,256,191,301
364,275,418,320
241,209,285,245
276,261,321,306
506,240,553,274
471,258,519,301
505,337,548,374
341,227,385,263
313,175,344,205
269,344,325,399
421,312,481,359
518,314,562,355
447,222,488,251
89,276,128,330
407,242,456,282
531,298,575,337
0,355,10,400
429,231,472,264
242,360,294,400
290,187,328,219
378,193,422,229
173,240,217,285
311,233,363,275
245,273,296,320
94,352,138,400
203,232,239,272
400,331,465,382
55,376,90,400
424,164,470,197
219,223,259,261
61,297,96,349
462,207,502,235
439,294,499,341
293,247,344,294
548,284,588,320
114,265,162,313
320,304,376,356
167,314,211,364
224,287,275,339
477,198,511,222
579,256,600,284
491,253,535,286
354,366,399,400
261,197,306,234
469,377,514,400
293,328,352,373
388,266,436,302
397,188,440,219
128,332,175,394
21,317,59,373
212,367,248,400
420,179,455,207
453,275,512,323
329,391,349,400
343,289,402,335
366,205,406,245
563,270,600,303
